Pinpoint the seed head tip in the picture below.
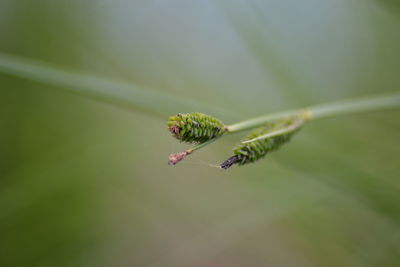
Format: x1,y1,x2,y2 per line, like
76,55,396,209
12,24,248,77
168,151,191,166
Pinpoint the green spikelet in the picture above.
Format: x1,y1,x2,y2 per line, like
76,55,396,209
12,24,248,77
167,112,226,144
221,118,302,169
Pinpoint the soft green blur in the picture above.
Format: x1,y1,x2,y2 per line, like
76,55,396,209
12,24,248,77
1,1,399,266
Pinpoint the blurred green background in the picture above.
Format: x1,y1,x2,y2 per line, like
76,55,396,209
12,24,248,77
1,1,400,266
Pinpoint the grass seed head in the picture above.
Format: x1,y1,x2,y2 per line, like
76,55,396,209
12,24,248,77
221,118,302,169
167,112,226,144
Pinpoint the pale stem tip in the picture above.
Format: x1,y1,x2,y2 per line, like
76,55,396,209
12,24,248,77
168,151,192,166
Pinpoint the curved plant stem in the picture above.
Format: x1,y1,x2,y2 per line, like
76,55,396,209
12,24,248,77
0,53,233,119
307,92,400,120
178,92,400,162
241,117,304,144
226,110,307,132
227,92,400,133
187,137,221,154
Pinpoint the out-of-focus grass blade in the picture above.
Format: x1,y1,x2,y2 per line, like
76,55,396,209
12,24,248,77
216,1,309,104
0,53,233,119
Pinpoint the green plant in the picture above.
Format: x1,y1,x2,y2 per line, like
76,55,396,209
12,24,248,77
221,117,303,169
168,93,400,168
0,53,399,170
167,112,226,143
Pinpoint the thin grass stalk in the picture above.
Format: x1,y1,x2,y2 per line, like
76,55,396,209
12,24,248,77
170,92,400,166
0,53,233,119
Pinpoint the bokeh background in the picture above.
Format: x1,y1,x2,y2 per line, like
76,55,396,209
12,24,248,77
1,1,400,266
